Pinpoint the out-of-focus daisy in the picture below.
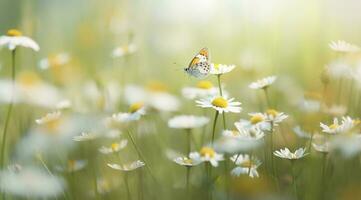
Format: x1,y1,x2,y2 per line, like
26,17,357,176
0,165,64,198
112,43,137,57
312,142,330,153
173,156,202,167
241,113,271,131
0,29,39,51
124,84,180,112
35,111,62,133
56,160,87,173
196,95,242,114
224,122,265,140
97,178,112,195
274,147,308,160
104,129,122,139
326,61,352,79
329,40,360,53
320,116,354,134
39,53,70,70
182,81,219,99
264,109,288,125
210,64,236,75
106,102,146,125
99,140,128,154
298,99,321,113
73,132,98,142
230,154,261,178
249,76,276,90
107,160,145,171
331,134,361,157
293,126,313,139
55,99,72,110
168,115,209,129
322,104,347,117
35,111,61,125
189,147,224,167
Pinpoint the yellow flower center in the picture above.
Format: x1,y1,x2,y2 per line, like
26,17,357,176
353,119,361,125
329,124,339,130
68,160,76,170
111,143,119,151
240,160,252,168
184,158,193,164
7,29,22,37
147,81,167,92
211,97,228,108
44,119,61,133
213,64,220,69
200,147,215,158
250,115,264,124
197,81,213,89
231,129,239,136
17,72,41,87
129,102,144,113
266,109,278,117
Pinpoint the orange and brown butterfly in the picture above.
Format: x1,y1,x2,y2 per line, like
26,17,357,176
184,48,211,78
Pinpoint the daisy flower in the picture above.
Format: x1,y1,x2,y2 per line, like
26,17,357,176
182,81,219,100
210,64,236,75
0,29,39,51
73,132,98,142
35,111,61,125
112,43,137,57
196,95,242,114
230,154,261,178
329,40,360,53
107,102,146,124
189,147,224,167
312,142,330,153
320,116,354,134
168,115,209,129
107,160,145,171
274,147,308,160
249,76,277,90
173,156,202,167
264,109,288,125
0,165,63,198
55,160,87,173
55,99,72,110
99,140,128,154
225,121,265,140
39,53,70,70
241,113,271,131
293,126,313,139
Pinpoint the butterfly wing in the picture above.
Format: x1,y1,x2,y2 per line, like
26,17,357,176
185,48,210,78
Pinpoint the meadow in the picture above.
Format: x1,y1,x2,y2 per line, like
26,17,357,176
1,0,361,200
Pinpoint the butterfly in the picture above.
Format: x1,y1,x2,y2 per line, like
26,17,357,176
184,48,211,78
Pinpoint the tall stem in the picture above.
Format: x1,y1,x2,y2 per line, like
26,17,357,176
217,75,227,129
263,88,271,108
291,161,299,200
211,111,219,145
0,50,16,168
126,130,157,184
186,129,191,155
124,173,132,200
186,167,190,198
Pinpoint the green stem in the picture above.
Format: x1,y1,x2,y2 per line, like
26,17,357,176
0,50,16,169
217,75,227,129
211,111,219,145
217,75,223,96
186,129,191,155
126,130,157,184
186,167,190,198
291,161,299,200
263,88,271,108
124,173,132,200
